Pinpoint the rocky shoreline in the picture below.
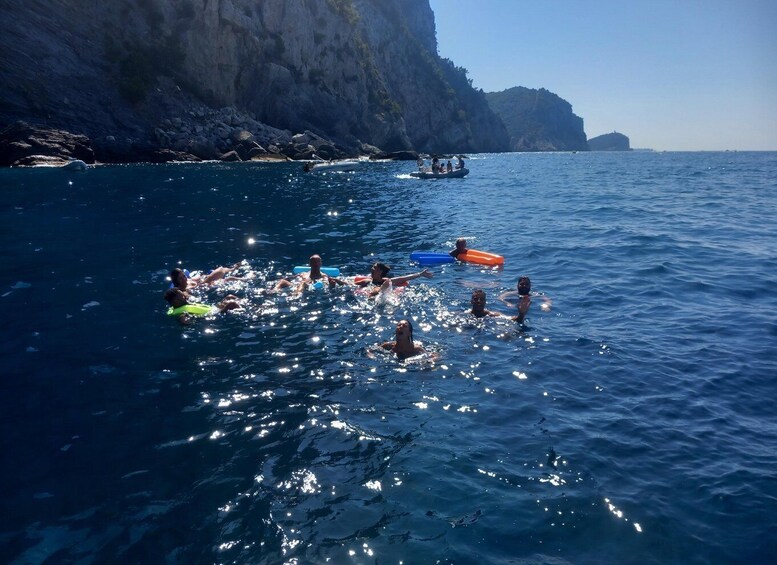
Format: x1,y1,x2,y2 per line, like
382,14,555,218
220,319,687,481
0,111,419,168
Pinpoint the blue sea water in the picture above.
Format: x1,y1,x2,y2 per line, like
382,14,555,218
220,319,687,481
1,152,776,564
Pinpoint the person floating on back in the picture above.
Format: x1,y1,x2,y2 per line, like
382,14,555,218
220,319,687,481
170,262,246,291
164,287,242,325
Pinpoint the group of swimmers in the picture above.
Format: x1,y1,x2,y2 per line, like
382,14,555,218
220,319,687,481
163,241,546,360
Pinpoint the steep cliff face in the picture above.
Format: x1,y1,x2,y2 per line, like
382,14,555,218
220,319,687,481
0,0,509,160
485,87,588,152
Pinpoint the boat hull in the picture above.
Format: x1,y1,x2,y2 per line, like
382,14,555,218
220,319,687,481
306,160,360,172
409,167,469,179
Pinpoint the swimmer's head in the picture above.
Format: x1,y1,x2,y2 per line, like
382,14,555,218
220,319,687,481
471,289,486,307
396,319,414,341
309,254,322,269
371,262,390,278
517,276,531,296
456,238,467,250
164,288,188,308
170,268,187,289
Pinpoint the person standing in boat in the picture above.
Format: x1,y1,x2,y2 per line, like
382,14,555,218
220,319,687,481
456,155,465,169
446,160,453,173
432,155,441,173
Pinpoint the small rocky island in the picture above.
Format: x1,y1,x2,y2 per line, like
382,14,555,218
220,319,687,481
588,132,632,151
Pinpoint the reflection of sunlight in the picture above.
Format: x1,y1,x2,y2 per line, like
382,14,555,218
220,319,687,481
364,480,381,492
279,469,320,495
539,474,566,486
477,467,519,487
604,497,643,533
349,542,375,557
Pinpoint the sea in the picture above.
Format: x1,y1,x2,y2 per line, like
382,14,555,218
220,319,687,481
1,151,776,564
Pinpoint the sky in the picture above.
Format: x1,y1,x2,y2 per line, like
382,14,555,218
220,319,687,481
429,0,777,151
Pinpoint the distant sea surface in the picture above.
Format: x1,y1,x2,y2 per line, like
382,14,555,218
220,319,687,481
2,152,776,564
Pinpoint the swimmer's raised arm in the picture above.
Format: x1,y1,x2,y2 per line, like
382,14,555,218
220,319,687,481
512,295,531,324
389,268,433,286
498,290,520,306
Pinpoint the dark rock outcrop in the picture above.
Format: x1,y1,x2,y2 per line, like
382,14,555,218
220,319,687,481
0,0,510,165
0,121,94,166
588,132,631,151
485,87,588,152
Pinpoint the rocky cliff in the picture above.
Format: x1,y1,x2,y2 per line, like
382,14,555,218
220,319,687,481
587,132,631,151
485,87,588,152
0,0,509,165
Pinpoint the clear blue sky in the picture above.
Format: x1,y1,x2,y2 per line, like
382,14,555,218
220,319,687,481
429,0,777,150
